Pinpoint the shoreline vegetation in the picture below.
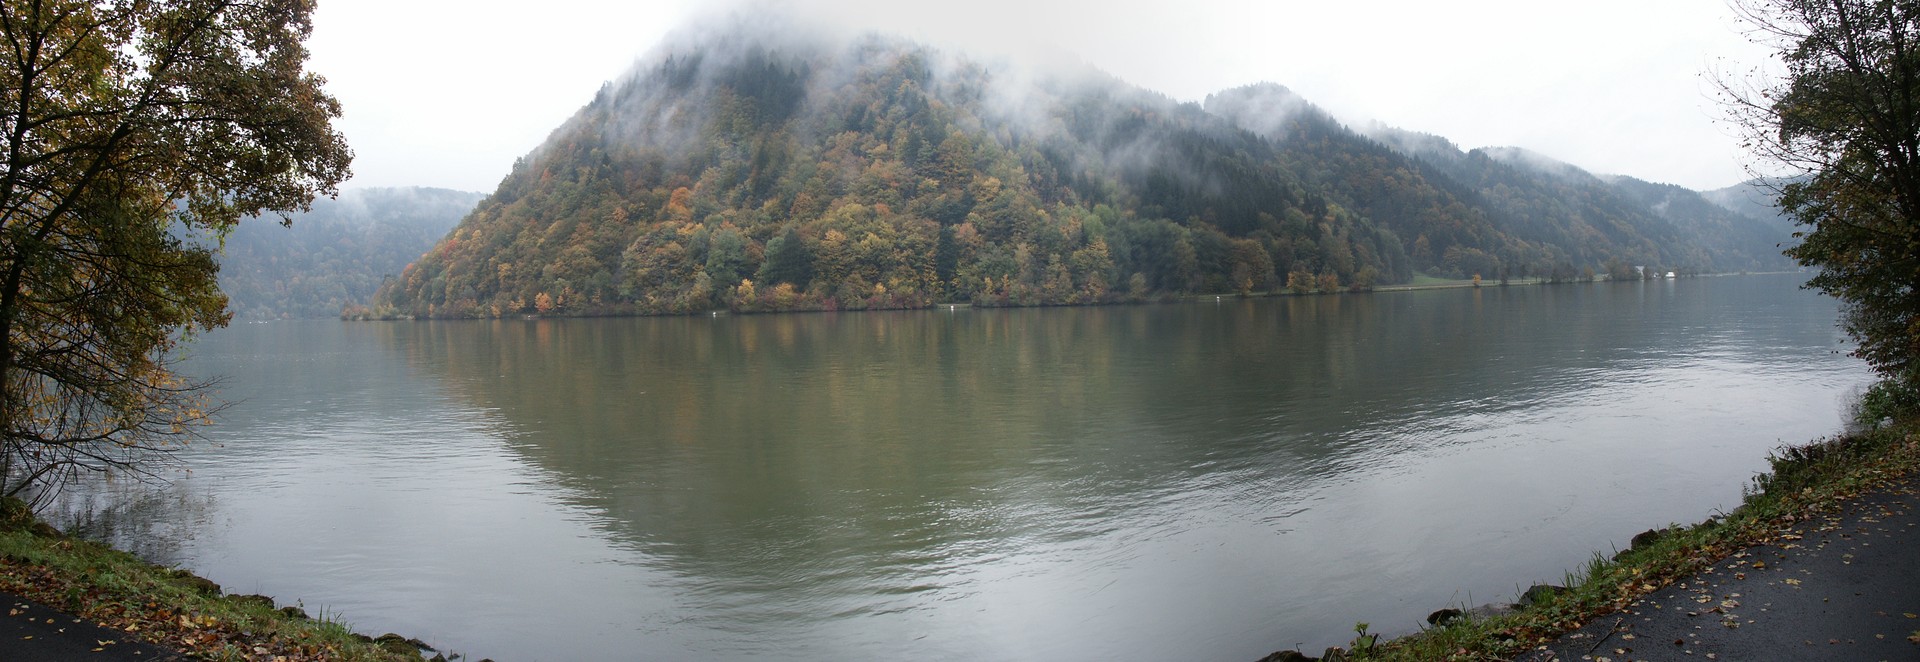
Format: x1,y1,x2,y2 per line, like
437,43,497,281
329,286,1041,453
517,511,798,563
342,270,1799,321
1262,418,1920,662
0,497,456,661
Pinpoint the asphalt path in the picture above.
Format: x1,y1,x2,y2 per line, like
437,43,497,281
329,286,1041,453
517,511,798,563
1522,473,1920,661
0,591,180,661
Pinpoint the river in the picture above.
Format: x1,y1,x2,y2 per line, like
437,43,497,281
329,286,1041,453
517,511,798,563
62,274,1870,660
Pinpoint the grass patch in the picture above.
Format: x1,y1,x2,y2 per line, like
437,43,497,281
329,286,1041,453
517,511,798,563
0,498,427,661
1320,422,1920,661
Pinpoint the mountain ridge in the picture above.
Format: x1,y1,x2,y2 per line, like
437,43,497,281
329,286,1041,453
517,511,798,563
219,186,485,319
369,24,1791,318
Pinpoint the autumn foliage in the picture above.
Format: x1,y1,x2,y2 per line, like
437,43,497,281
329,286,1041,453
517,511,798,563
374,31,1790,319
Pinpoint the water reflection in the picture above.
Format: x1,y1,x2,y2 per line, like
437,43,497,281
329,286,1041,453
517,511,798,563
68,275,1868,661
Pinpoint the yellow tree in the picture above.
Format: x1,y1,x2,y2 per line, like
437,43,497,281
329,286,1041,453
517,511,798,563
0,0,351,503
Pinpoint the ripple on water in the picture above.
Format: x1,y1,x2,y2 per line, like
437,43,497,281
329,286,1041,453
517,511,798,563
54,277,1875,661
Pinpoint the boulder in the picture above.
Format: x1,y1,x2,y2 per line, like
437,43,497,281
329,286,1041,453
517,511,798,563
1616,527,1677,559
170,570,221,596
1630,528,1669,550
373,633,417,656
1466,602,1517,619
1519,584,1568,607
1426,608,1464,626
229,594,274,610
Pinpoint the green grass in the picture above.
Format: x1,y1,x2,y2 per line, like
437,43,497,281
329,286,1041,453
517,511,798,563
1320,422,1920,661
0,500,421,661
1406,273,1474,287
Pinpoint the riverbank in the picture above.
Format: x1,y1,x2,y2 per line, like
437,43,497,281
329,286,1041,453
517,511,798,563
1523,469,1920,661
1263,419,1920,661
0,499,439,661
351,271,1786,320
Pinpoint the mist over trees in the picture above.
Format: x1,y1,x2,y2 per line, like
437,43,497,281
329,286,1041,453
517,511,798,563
1701,178,1799,233
372,21,1793,319
213,187,483,319
1213,83,1797,280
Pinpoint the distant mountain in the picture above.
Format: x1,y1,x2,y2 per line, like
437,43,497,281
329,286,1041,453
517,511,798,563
371,22,1793,319
1701,178,1799,234
1209,83,1793,277
1605,175,1792,270
219,187,484,319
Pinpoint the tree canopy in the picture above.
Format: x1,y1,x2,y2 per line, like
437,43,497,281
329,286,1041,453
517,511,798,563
0,0,350,502
1729,0,1920,406
374,32,1790,320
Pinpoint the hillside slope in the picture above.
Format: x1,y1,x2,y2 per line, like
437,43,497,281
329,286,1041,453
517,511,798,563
1202,82,1796,277
220,187,484,319
373,27,1789,319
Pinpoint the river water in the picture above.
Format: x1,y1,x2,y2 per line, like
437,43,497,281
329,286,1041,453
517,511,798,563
63,274,1868,660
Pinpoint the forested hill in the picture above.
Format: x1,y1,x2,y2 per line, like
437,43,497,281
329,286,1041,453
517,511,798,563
1207,84,1793,279
1702,179,1799,234
219,187,484,319
372,27,1789,319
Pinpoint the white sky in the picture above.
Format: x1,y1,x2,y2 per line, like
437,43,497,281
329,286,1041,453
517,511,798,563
307,0,1778,194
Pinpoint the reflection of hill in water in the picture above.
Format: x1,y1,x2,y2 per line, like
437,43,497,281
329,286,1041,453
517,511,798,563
43,274,1848,660
376,275,1843,601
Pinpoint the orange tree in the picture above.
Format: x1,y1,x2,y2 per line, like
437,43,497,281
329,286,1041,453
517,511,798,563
0,0,350,503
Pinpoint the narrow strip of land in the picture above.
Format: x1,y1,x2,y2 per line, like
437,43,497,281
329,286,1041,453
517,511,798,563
1522,473,1920,661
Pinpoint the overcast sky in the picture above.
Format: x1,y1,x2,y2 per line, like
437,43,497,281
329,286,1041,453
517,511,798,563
307,0,1778,194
